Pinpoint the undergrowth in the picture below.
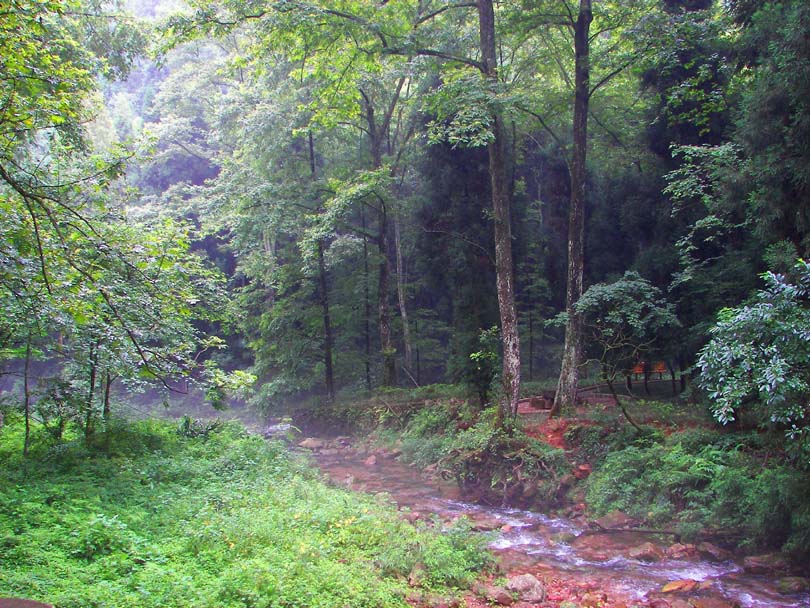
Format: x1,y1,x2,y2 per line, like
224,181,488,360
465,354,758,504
585,428,810,560
0,411,490,607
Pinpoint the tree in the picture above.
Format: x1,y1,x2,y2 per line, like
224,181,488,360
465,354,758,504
571,271,679,428
698,260,810,445
0,1,249,449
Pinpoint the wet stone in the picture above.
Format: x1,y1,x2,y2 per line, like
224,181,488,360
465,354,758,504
661,580,699,594
742,553,789,575
627,541,665,562
473,582,513,606
505,573,545,602
696,542,731,562
666,543,697,560
777,576,810,594
594,510,639,529
688,598,741,608
298,437,326,450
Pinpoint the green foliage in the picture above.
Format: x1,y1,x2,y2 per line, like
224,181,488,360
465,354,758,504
564,420,661,467
467,326,501,406
0,417,490,607
586,432,810,558
436,409,569,507
698,260,810,450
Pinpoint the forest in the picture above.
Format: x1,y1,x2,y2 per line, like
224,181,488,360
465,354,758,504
1,0,810,607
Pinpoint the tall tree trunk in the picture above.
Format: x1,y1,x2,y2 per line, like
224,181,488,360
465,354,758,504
23,335,32,457
363,94,397,387
310,132,336,402
552,0,592,416
528,310,534,381
318,241,336,402
394,213,414,381
361,206,372,391
85,341,98,443
377,201,397,386
478,0,521,421
103,371,112,422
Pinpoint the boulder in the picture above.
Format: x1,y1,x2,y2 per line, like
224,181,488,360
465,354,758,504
473,582,513,606
777,576,810,594
298,437,326,450
505,573,545,602
666,543,697,560
594,510,639,529
627,541,665,562
580,591,607,607
574,463,593,479
661,579,699,594
408,563,426,587
742,553,789,575
696,542,732,562
363,454,377,467
688,598,741,608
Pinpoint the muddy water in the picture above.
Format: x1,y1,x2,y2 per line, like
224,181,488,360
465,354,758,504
310,446,810,608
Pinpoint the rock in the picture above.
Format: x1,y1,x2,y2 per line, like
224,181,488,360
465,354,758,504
742,553,789,575
401,510,422,524
696,542,732,562
688,598,741,608
777,576,810,594
661,579,699,594
580,591,607,607
408,563,426,587
670,600,691,608
319,448,340,456
469,515,504,532
594,510,639,529
298,437,326,450
521,480,539,500
666,543,697,560
505,573,545,602
627,541,665,562
473,583,513,606
647,599,671,608
574,463,593,479
363,454,377,466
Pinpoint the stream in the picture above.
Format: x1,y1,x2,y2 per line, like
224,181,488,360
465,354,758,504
299,437,810,608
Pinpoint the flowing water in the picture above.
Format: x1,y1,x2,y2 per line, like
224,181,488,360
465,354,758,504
308,444,810,608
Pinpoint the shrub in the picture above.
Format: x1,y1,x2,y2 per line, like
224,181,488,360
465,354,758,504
586,437,810,559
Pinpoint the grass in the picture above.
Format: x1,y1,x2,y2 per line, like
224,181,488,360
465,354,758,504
0,411,490,608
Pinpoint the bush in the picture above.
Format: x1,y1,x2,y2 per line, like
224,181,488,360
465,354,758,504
586,436,810,559
437,409,569,507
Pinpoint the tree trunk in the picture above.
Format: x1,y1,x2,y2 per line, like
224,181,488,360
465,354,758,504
85,341,98,443
361,206,372,391
377,202,397,386
310,132,336,402
318,241,336,402
363,94,397,387
552,0,592,416
23,336,32,457
394,213,414,381
103,371,112,422
528,310,534,381
478,0,521,421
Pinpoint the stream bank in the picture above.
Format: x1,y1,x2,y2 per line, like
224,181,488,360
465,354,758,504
293,434,810,608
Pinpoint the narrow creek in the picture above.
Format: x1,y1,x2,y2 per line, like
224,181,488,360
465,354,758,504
302,439,810,608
